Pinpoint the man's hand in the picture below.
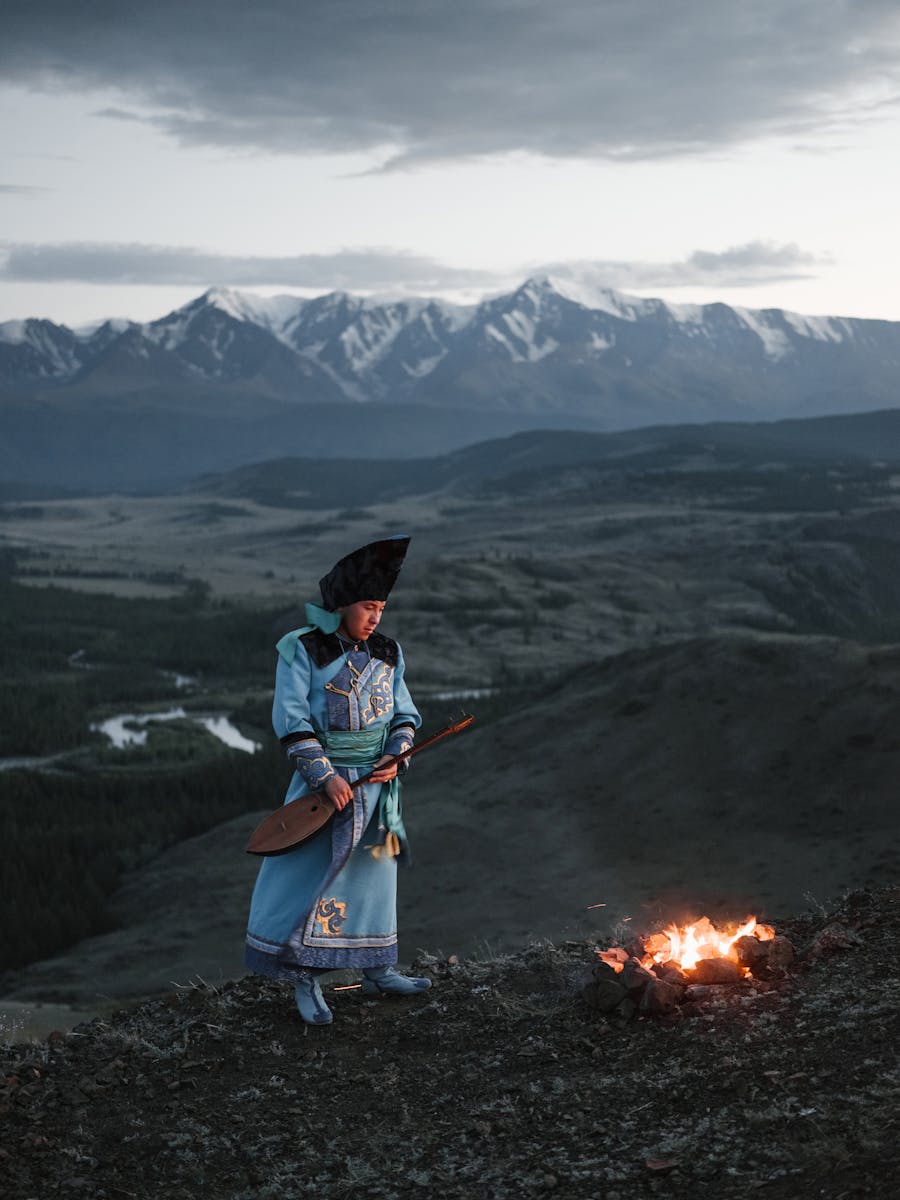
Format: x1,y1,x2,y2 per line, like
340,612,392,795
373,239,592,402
324,774,353,811
367,754,399,784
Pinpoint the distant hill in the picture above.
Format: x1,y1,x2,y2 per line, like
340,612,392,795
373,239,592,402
196,408,900,510
2,278,900,489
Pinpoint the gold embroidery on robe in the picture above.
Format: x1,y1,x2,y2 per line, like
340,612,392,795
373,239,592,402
315,897,348,936
325,660,395,727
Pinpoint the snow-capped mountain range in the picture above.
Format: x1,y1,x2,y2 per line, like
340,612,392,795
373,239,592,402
2,276,899,422
3,277,900,491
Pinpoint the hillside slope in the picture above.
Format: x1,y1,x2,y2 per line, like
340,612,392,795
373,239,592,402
3,635,898,1012
2,887,898,1200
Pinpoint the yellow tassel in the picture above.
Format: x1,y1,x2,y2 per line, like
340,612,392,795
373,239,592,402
371,832,401,859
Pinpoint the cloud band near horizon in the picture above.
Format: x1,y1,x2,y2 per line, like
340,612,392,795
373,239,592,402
0,241,825,294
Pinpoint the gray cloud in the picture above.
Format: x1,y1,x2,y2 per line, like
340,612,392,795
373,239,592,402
0,240,826,294
543,243,828,290
4,1,900,164
0,183,49,195
0,242,497,292
92,107,145,124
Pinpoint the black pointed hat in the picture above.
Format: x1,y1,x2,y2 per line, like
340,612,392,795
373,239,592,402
318,536,410,609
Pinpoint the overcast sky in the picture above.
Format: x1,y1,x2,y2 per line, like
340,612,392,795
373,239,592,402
3,0,900,326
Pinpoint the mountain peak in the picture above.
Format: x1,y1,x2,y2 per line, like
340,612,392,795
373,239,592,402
517,274,558,295
74,316,135,338
542,274,659,322
173,287,306,330
198,287,269,324
505,275,564,310
0,319,30,345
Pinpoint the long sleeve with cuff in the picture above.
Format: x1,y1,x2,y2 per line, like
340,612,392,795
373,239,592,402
273,647,337,789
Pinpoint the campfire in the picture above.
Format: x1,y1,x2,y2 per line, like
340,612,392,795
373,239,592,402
584,913,796,1019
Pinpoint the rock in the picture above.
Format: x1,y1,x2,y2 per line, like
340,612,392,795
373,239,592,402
639,979,681,1016
808,923,859,960
411,952,440,972
596,946,629,971
688,958,742,984
734,935,768,971
623,936,646,960
60,1177,95,1192
582,970,628,1013
645,1157,681,1173
765,936,796,971
684,983,736,1002
620,958,656,993
656,962,688,985
615,997,638,1021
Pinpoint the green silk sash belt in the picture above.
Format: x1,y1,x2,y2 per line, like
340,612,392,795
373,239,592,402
321,728,406,854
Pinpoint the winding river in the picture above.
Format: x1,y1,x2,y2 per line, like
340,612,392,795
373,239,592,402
0,709,260,772
91,709,261,753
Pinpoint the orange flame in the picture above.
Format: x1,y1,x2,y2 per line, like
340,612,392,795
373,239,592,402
599,915,775,974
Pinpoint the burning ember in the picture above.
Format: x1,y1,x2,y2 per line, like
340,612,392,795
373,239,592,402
584,913,796,1019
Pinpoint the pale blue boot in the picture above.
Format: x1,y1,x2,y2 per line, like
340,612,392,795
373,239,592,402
362,966,432,995
294,973,333,1025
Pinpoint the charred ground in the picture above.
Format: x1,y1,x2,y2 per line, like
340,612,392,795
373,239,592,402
2,886,898,1200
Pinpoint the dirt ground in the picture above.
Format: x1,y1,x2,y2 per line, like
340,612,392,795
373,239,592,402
2,886,898,1200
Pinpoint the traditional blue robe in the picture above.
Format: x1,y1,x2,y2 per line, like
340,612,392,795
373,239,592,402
244,622,421,977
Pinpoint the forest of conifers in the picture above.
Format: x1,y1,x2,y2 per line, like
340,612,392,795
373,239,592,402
0,561,288,975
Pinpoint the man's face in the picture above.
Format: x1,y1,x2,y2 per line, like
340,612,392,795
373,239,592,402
339,600,386,641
